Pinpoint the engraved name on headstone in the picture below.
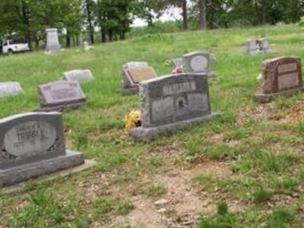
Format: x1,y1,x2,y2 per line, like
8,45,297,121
38,81,86,111
254,57,303,103
131,73,218,141
0,82,23,98
0,112,84,186
63,69,94,83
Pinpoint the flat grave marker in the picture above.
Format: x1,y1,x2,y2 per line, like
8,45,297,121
0,82,23,98
63,69,94,83
38,81,86,111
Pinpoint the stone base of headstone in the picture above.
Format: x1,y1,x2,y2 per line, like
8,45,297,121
130,112,219,141
121,86,140,95
0,150,84,187
254,87,304,103
39,101,86,112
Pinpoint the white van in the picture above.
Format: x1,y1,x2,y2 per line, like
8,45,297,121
2,39,30,54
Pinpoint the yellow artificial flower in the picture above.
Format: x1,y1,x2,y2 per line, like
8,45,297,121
124,110,141,135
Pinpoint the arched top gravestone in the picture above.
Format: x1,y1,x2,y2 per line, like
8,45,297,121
0,112,84,187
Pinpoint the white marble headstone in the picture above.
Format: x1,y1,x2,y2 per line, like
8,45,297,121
0,82,24,98
63,69,94,83
46,28,61,53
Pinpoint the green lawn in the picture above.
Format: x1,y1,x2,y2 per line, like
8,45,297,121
1,24,304,227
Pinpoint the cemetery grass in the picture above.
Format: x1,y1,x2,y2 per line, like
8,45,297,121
1,24,304,227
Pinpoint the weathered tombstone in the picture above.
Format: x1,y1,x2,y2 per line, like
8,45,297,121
171,58,183,69
130,73,218,141
254,57,303,103
245,38,271,55
121,62,157,95
245,40,258,55
0,82,23,98
182,52,215,77
63,69,94,83
46,28,61,53
83,41,93,51
38,81,86,111
259,38,271,54
0,112,85,187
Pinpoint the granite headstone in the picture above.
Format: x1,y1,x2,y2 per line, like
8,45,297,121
0,82,23,98
254,57,303,103
0,112,84,187
63,69,94,83
38,81,86,111
121,62,157,95
131,73,218,141
182,52,215,77
46,28,61,53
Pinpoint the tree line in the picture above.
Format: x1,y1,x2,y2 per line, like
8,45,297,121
0,0,303,50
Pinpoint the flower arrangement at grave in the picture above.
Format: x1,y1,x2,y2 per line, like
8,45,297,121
124,110,141,135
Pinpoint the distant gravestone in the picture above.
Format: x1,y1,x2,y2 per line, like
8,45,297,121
46,28,61,53
38,81,86,111
121,62,157,95
0,82,23,98
171,58,183,69
130,73,218,141
63,69,94,83
245,38,271,55
182,52,215,77
254,57,303,103
0,112,85,187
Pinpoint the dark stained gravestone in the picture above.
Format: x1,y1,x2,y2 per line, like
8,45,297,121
45,28,61,53
182,52,216,77
0,112,84,187
130,73,218,141
38,81,86,111
254,57,303,103
0,82,24,98
63,69,94,83
121,62,157,95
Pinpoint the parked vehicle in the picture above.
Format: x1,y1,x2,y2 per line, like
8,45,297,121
2,39,30,54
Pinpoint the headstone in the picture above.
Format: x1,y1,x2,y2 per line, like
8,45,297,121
0,112,85,187
46,28,61,53
38,81,86,111
182,52,215,77
130,73,218,141
171,58,183,69
259,38,271,54
63,69,94,83
0,82,23,98
121,62,157,95
254,57,303,103
245,38,271,55
83,41,93,51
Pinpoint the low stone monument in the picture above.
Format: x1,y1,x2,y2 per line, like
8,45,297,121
183,52,215,77
38,81,86,111
46,28,61,53
0,112,85,187
63,69,94,83
83,41,93,51
254,57,303,103
121,62,157,95
0,82,23,98
130,73,218,141
245,38,271,55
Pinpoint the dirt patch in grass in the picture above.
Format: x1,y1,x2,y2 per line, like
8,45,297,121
275,100,304,124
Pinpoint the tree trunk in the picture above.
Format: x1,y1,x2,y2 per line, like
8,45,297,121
85,0,94,44
198,0,207,30
66,30,71,48
182,0,188,30
21,0,32,50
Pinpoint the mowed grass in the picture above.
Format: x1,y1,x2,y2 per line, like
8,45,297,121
1,24,304,227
